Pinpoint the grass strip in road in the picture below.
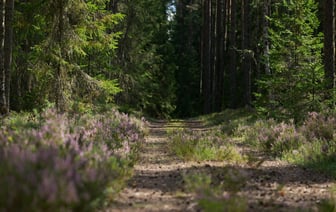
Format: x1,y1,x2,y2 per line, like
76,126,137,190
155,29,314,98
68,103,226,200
167,128,244,163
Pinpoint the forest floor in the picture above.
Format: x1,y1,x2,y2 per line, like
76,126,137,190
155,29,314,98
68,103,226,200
108,120,335,212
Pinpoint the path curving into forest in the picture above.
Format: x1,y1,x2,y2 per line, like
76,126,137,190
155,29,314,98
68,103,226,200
108,120,335,212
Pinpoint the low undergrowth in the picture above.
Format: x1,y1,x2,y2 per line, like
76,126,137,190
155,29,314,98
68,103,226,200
0,108,146,211
319,186,336,211
184,167,247,212
235,110,336,177
236,119,306,157
200,109,256,135
175,109,336,210
168,129,243,162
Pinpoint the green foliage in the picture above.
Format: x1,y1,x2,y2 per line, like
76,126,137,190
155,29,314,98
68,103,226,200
12,0,177,116
109,0,177,118
0,111,40,130
256,0,324,121
96,76,122,104
10,0,332,120
12,0,123,112
9,0,332,122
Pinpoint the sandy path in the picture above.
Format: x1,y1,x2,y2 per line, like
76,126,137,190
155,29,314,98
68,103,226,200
108,121,198,211
107,120,335,212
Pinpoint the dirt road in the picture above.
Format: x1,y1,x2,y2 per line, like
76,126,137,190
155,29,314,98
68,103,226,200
109,120,334,211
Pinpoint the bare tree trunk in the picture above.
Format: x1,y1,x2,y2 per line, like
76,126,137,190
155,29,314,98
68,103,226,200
228,0,237,108
210,0,216,111
214,0,224,111
263,0,270,75
224,0,228,51
324,0,335,94
0,0,6,114
242,0,251,106
4,0,13,112
202,0,211,114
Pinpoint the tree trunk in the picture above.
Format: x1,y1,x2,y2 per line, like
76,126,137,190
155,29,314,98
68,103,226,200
224,0,228,51
242,0,251,106
263,0,270,75
0,0,6,114
228,0,237,108
214,0,224,111
4,0,14,113
202,0,211,114
210,0,216,111
324,0,335,93
107,0,118,13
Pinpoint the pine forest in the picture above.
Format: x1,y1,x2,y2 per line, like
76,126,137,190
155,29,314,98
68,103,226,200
0,0,335,211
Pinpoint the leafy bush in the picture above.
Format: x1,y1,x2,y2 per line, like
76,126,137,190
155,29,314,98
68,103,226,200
0,109,146,211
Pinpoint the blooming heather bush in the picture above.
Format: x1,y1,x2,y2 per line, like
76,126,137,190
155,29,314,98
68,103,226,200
281,112,336,176
300,111,336,142
71,109,146,157
239,119,305,156
266,121,306,156
235,119,277,146
0,109,146,211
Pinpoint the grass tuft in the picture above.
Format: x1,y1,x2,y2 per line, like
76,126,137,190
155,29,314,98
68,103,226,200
168,129,244,162
184,167,247,212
